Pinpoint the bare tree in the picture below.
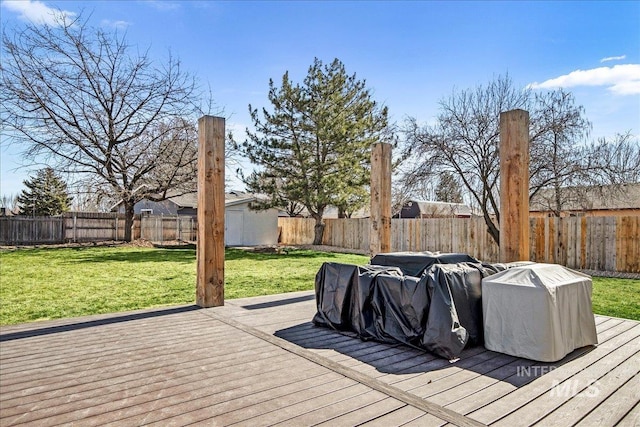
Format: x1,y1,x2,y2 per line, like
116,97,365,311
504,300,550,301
0,194,19,215
70,182,116,212
586,132,640,185
0,13,201,240
401,75,530,244
579,132,640,209
528,89,592,216
528,113,639,216
400,75,593,245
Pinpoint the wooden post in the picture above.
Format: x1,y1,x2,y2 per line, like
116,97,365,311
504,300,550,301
197,116,225,307
370,142,392,257
499,109,530,262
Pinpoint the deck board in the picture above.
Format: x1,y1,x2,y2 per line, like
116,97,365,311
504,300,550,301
534,352,639,426
573,373,639,426
467,324,640,425
358,404,428,426
445,322,639,416
617,402,640,427
1,290,638,426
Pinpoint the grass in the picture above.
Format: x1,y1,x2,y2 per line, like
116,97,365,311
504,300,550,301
591,277,640,321
0,246,367,325
1,245,638,325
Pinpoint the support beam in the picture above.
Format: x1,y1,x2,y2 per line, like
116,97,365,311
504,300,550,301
499,109,530,263
370,142,392,257
197,116,225,307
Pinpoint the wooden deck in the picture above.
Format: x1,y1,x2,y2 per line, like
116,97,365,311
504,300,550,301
1,290,638,426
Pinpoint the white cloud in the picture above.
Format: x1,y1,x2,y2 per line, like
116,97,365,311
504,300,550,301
101,19,132,30
528,64,640,95
1,0,76,26
143,0,181,11
601,55,626,63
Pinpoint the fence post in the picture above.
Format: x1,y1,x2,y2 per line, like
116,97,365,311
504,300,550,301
499,109,530,262
196,116,225,307
370,142,392,257
71,213,76,243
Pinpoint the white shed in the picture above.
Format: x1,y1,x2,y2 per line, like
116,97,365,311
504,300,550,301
224,192,279,246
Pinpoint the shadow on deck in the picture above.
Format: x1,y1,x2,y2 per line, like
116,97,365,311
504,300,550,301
1,291,638,426
274,322,597,386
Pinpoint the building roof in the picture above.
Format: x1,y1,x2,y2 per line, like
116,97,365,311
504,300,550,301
400,200,473,217
169,191,264,208
165,193,197,208
110,191,262,211
224,191,259,207
530,183,640,212
164,191,259,208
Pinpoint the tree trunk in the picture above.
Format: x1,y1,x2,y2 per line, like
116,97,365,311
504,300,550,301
553,179,562,217
124,201,135,242
313,216,325,245
484,212,500,247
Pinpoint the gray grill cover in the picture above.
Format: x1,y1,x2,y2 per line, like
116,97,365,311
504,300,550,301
482,263,598,362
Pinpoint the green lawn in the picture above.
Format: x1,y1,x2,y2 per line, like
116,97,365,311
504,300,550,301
1,245,638,326
591,277,640,321
0,246,367,325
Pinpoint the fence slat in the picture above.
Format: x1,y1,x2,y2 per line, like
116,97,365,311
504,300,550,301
0,217,64,245
276,216,640,273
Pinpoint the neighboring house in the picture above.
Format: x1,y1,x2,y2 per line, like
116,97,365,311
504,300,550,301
111,193,198,216
529,183,640,217
111,191,279,246
395,200,473,218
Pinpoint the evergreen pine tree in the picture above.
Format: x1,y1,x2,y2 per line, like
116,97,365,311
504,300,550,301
435,172,464,203
17,168,73,216
242,58,392,244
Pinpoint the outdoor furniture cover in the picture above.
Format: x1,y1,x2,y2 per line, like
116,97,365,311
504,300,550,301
482,263,598,362
312,262,403,334
313,253,527,359
370,251,479,277
314,261,465,358
374,262,486,359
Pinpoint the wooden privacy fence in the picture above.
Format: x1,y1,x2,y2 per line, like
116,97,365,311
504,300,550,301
65,212,141,242
278,216,640,273
530,216,640,273
0,216,65,245
0,213,200,245
0,212,142,245
3,214,638,272
139,215,197,242
278,217,499,261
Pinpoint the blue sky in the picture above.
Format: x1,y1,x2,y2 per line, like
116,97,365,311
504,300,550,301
1,0,639,198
